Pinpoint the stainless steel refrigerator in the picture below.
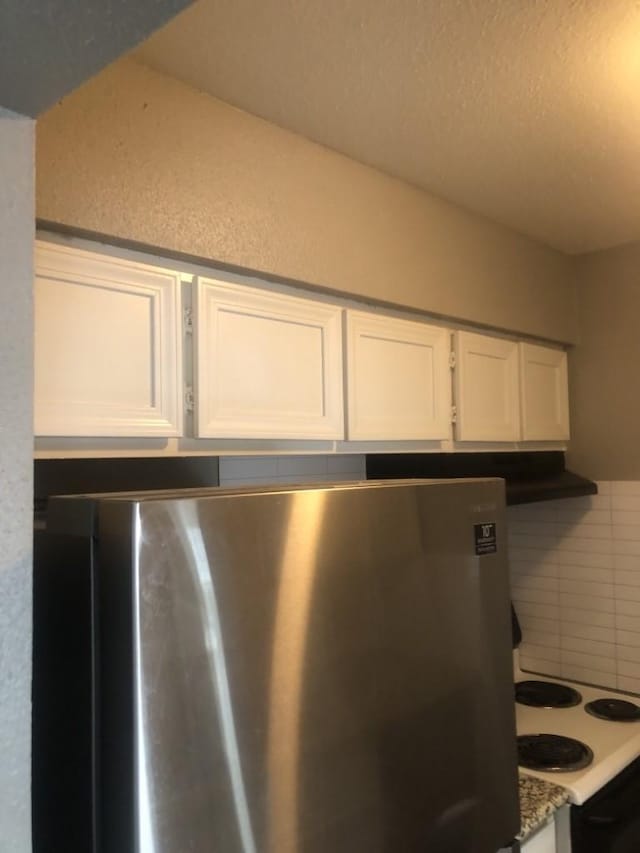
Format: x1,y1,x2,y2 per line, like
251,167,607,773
40,477,520,852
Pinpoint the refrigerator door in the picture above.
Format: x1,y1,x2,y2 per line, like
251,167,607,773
94,479,519,853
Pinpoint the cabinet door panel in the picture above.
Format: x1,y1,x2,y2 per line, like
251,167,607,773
346,311,451,440
455,331,520,441
520,343,570,440
521,818,555,853
195,278,343,439
34,243,182,437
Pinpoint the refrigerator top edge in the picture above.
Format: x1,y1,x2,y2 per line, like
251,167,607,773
46,477,506,537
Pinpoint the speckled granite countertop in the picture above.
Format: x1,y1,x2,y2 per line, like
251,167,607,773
518,773,570,841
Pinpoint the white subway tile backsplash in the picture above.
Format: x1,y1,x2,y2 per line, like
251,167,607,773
565,509,611,525
523,630,561,649
614,554,640,571
508,533,561,551
617,599,640,617
276,455,328,477
509,482,640,690
511,558,559,578
614,584,640,603
275,473,318,485
614,539,640,556
572,494,611,511
510,545,556,561
560,635,616,658
557,536,613,555
616,643,640,663
514,600,561,621
518,615,560,635
561,620,615,644
616,613,640,631
616,630,640,648
560,564,613,584
508,521,564,537
520,643,561,663
613,525,640,541
612,510,640,526
617,676,640,695
509,521,611,540
509,508,608,526
615,570,640,587
553,549,614,569
520,657,563,678
618,659,640,679
218,454,367,488
561,664,616,690
611,495,640,511
326,454,366,476
511,574,559,592
611,482,640,496
558,579,614,598
562,649,616,674
559,592,616,613
561,608,615,628
512,586,559,606
221,476,280,487
564,522,612,540
219,456,278,481
538,496,604,512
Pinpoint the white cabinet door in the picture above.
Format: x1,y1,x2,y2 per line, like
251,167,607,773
520,343,570,441
521,818,556,853
34,243,183,437
195,277,343,439
346,311,451,440
454,331,520,441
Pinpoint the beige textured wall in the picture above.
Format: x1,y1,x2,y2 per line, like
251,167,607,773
567,242,640,480
37,58,577,343
0,107,34,852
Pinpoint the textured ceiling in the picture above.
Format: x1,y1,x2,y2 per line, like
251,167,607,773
135,0,640,254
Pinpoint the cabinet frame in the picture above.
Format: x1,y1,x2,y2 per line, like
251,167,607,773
519,343,570,441
34,242,183,438
194,276,344,439
454,330,521,442
346,310,452,441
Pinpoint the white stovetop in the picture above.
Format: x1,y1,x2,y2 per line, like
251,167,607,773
514,657,640,805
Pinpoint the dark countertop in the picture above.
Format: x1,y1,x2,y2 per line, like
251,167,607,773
518,772,570,841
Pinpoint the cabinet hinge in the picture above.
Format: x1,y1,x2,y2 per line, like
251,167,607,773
183,307,194,335
451,405,457,424
449,351,457,369
184,385,195,413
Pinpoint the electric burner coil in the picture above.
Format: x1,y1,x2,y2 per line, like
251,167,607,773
517,733,593,772
515,679,582,709
584,698,640,722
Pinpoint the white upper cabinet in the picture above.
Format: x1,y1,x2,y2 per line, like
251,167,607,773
34,242,183,437
33,239,572,451
454,331,520,442
345,311,451,440
194,277,344,439
520,342,570,440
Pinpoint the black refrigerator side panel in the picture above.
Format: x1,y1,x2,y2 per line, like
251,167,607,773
97,502,137,853
32,530,94,853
